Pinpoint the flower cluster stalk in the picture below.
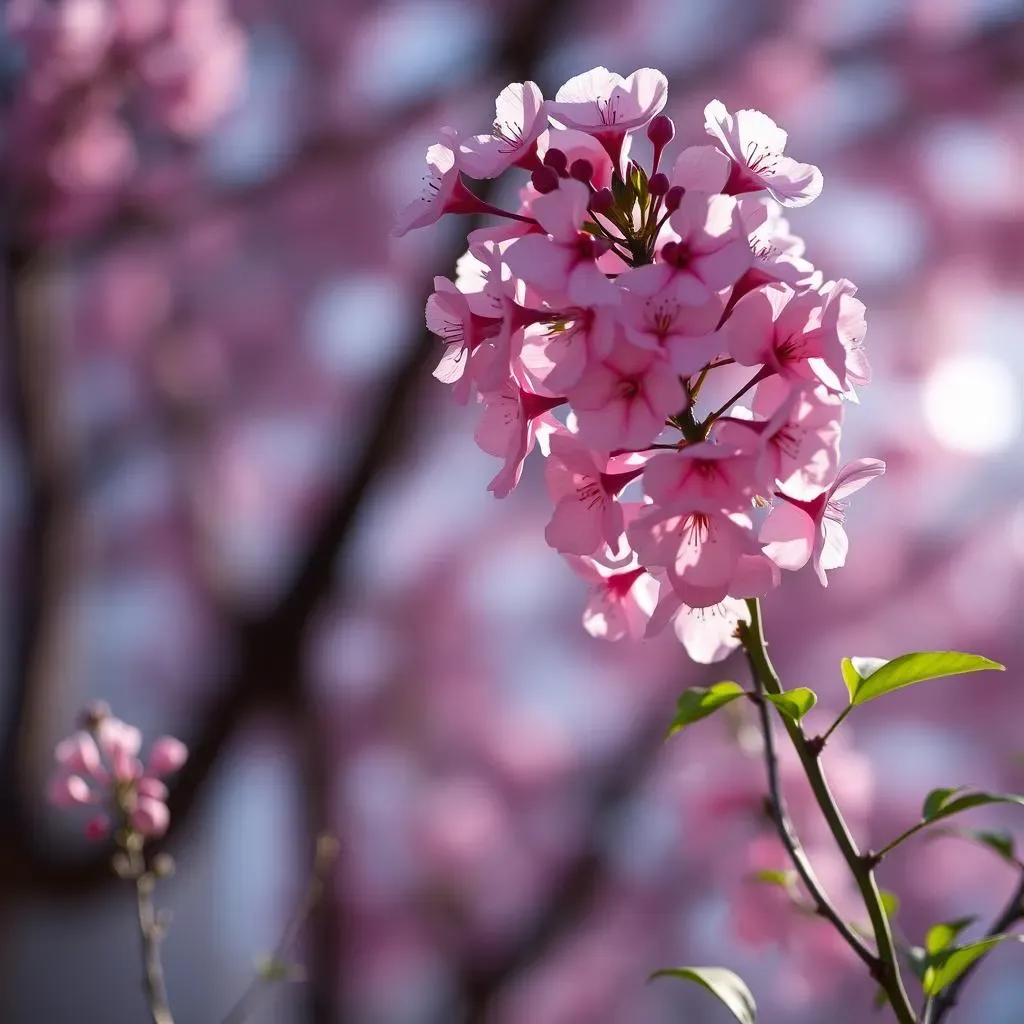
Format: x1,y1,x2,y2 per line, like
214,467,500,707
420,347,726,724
740,598,917,1024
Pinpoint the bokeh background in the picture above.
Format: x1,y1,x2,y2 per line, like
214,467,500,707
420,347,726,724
1,0,1023,1022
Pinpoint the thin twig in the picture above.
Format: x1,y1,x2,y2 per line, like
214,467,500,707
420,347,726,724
131,852,175,1024
219,836,340,1024
748,672,876,967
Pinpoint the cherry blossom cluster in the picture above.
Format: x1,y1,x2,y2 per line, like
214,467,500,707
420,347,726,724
395,67,884,663
49,704,188,840
3,0,246,236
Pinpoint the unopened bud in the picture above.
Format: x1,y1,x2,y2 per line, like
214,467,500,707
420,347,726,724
590,187,614,214
78,701,111,733
648,172,669,197
531,166,560,194
153,853,176,878
660,240,679,264
664,185,685,212
647,114,675,149
542,148,568,175
569,158,594,183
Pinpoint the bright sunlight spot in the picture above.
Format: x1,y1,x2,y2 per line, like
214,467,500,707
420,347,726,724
922,352,1021,454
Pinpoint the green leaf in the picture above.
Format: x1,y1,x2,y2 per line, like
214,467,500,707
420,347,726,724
922,789,1024,826
650,966,756,1023
766,688,817,723
928,826,1019,864
751,868,797,889
879,889,901,920
923,787,964,821
925,918,976,956
667,682,746,737
872,986,889,1010
842,652,1003,707
922,935,1023,997
964,829,1017,862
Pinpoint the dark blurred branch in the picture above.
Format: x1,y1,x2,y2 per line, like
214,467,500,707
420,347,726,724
0,237,76,887
455,715,668,1023
0,0,578,900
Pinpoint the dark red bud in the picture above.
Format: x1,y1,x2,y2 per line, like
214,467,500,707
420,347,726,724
664,185,684,212
542,148,568,175
531,166,560,194
660,240,679,264
590,187,614,214
648,172,669,197
647,114,675,148
569,158,594,183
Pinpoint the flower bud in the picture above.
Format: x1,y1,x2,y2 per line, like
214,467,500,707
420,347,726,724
569,158,594,183
542,147,568,175
646,114,675,148
531,166,560,194
147,736,188,777
648,172,669,197
664,185,685,212
590,187,614,214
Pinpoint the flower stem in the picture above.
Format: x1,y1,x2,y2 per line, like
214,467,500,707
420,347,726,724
740,598,917,1024
704,367,770,425
132,852,175,1024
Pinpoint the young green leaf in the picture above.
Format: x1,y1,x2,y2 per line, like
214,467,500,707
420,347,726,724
766,687,817,723
842,651,1003,707
667,682,746,737
925,918,976,956
650,966,756,1023
922,789,1024,826
922,935,1023,997
751,868,797,889
879,889,901,920
923,787,964,821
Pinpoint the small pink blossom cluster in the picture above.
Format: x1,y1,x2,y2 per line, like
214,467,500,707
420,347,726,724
49,705,188,840
3,0,246,234
397,67,883,663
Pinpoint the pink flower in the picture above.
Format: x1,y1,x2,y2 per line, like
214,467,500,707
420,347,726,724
49,709,187,841
704,100,823,208
564,558,660,641
722,282,850,394
617,274,723,375
459,81,547,178
750,376,842,499
669,145,731,193
427,276,503,403
760,458,885,585
569,340,684,451
646,588,750,663
543,433,643,555
525,306,618,394
548,66,668,166
625,192,751,306
503,180,620,307
641,443,762,514
474,376,563,498
628,506,765,607
392,128,486,237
